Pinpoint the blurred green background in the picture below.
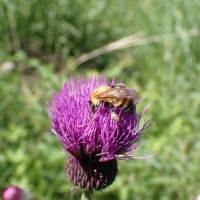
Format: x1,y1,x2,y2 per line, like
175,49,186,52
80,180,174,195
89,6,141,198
0,0,200,199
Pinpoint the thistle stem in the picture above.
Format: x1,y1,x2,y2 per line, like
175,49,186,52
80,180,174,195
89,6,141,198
81,190,93,200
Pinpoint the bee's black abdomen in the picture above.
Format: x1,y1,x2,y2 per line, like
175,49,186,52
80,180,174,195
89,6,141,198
123,100,135,113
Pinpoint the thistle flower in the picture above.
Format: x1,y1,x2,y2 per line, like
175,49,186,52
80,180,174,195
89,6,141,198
2,186,34,200
48,75,153,191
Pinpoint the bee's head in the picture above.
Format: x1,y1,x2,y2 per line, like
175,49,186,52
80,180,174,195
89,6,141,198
88,100,98,113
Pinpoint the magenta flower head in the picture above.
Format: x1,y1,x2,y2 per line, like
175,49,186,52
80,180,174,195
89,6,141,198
48,75,153,191
2,186,34,200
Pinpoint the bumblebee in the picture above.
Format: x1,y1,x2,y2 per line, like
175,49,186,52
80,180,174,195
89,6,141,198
89,83,137,121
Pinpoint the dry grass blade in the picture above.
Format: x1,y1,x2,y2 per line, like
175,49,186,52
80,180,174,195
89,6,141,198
76,29,200,66
76,32,145,65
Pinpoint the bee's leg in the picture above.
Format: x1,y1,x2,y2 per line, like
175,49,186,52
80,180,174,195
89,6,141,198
109,106,120,122
93,101,103,112
88,100,94,120
110,106,114,112
111,110,120,122
88,100,92,109
88,100,96,113
96,101,101,107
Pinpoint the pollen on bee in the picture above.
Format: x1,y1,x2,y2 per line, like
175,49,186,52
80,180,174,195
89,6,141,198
111,111,120,122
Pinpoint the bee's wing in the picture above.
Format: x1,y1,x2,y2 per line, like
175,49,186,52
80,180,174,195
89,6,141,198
97,88,138,99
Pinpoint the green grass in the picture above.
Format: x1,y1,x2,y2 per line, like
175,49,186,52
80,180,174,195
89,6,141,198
0,0,200,199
